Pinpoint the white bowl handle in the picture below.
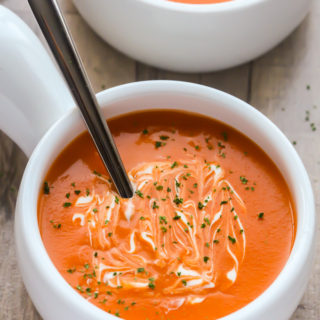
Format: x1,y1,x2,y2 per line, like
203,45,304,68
0,6,74,156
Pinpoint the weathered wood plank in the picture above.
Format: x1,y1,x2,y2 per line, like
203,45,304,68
249,5,320,320
201,64,251,101
63,14,136,92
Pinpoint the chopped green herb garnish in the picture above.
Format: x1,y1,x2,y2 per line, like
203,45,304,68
198,202,204,210
135,190,144,198
221,132,228,141
148,278,155,289
93,170,101,176
228,235,236,244
152,201,159,209
43,181,50,194
161,226,167,233
155,141,164,149
203,256,209,263
240,176,248,184
258,212,264,219
173,195,183,206
171,161,178,169
159,216,167,224
63,202,72,208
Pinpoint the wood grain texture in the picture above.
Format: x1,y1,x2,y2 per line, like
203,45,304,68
0,0,318,319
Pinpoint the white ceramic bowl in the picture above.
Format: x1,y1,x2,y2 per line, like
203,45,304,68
0,6,316,320
72,0,312,72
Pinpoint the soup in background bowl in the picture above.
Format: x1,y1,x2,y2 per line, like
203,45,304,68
38,110,296,319
169,0,231,3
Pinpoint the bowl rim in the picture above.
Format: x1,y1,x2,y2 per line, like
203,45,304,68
135,0,265,13
16,80,315,320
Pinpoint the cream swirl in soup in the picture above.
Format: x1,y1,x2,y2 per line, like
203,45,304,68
39,110,295,320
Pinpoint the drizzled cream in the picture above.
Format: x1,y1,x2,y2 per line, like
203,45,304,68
72,159,246,301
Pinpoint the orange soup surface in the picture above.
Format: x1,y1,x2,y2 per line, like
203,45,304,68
39,110,295,320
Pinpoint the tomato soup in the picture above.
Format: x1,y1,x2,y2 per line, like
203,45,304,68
169,0,231,4
38,110,295,320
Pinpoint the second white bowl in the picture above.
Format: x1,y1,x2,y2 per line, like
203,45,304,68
73,0,312,72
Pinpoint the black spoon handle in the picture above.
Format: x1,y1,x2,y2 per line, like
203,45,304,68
28,0,133,198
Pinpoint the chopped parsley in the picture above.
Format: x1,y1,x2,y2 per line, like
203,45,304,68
148,278,155,289
43,181,50,194
135,190,144,198
159,216,167,225
63,202,72,208
240,176,248,184
198,202,204,210
155,141,165,149
152,201,159,209
258,212,264,219
173,195,183,206
161,226,167,233
67,268,76,273
93,170,101,176
171,161,178,169
228,235,236,244
221,131,228,141
203,256,209,263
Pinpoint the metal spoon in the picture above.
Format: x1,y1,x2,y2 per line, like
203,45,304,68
28,0,133,198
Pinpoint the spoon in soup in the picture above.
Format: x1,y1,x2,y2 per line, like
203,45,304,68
28,0,134,198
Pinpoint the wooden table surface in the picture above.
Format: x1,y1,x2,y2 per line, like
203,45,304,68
0,0,319,319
